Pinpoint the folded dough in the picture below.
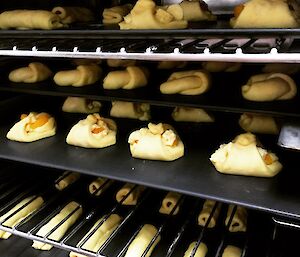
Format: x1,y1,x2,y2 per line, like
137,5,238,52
72,59,102,66
52,6,94,24
128,123,184,161
103,66,148,90
66,114,117,148
239,113,279,135
0,196,44,239
54,65,102,87
159,191,181,215
7,112,56,142
124,224,160,257
9,62,53,83
32,201,82,250
222,245,242,257
89,177,113,196
110,101,151,121
157,61,187,69
242,73,297,101
0,10,64,30
179,0,216,21
116,183,145,205
262,63,300,75
62,97,101,114
198,200,221,228
172,107,214,122
202,62,241,72
183,242,208,257
55,171,80,191
210,133,282,177
160,70,211,95
103,4,133,24
225,205,247,232
106,59,136,67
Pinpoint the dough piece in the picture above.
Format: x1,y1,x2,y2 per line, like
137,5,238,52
262,63,300,75
202,62,241,72
222,245,242,257
124,224,161,257
66,114,117,148
128,123,184,161
107,59,136,67
230,0,299,28
239,113,279,135
179,0,216,21
52,6,94,24
32,201,82,250
0,10,64,30
69,214,122,257
62,97,101,114
157,61,187,69
225,205,247,232
242,73,297,101
159,192,181,215
55,171,80,191
160,70,211,95
198,200,221,228
103,66,148,90
116,183,145,205
0,196,44,239
183,242,208,257
72,59,102,66
54,65,102,87
210,133,282,177
89,177,113,196
7,112,56,142
9,62,53,83
103,4,133,24
119,0,187,29
110,101,151,121
172,107,214,123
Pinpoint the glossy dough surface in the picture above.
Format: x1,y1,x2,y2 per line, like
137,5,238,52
110,101,150,121
183,242,208,257
62,97,101,113
172,107,214,122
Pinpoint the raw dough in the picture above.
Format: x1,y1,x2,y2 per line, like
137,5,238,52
159,191,181,215
202,62,241,72
55,171,80,191
128,123,184,161
116,183,145,205
222,245,242,257
89,178,113,196
52,6,94,24
62,97,101,114
66,114,117,148
7,112,56,142
179,0,216,21
184,242,208,257
262,63,300,75
103,4,133,24
198,200,221,228
110,101,151,121
107,59,136,67
225,205,247,232
157,61,187,69
172,107,214,122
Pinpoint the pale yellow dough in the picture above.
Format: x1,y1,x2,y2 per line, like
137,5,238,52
55,171,80,191
52,6,94,24
202,62,241,72
66,114,117,148
225,205,247,232
103,4,133,24
107,59,136,67
262,63,300,75
159,191,181,215
198,200,221,228
157,61,187,69
9,62,52,83
222,245,242,257
184,242,208,257
179,0,216,21
62,97,101,114
128,123,184,161
172,107,214,122
116,183,145,205
110,101,151,121
89,177,113,196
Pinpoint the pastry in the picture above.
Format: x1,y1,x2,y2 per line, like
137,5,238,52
210,133,282,177
0,10,64,30
52,6,94,24
172,107,214,122
0,196,44,239
128,123,184,161
160,70,211,95
179,0,216,21
202,62,241,72
106,59,136,67
198,200,221,228
55,171,80,191
225,205,247,232
159,192,181,215
66,114,117,148
103,66,148,90
7,112,56,142
157,61,187,69
32,201,82,250
124,224,160,257
230,0,299,28
110,101,151,121
54,65,102,87
183,242,208,257
89,178,113,196
242,73,297,101
116,183,145,205
103,4,133,24
239,113,279,135
222,245,242,257
72,59,102,66
62,97,101,114
262,63,300,75
9,62,52,83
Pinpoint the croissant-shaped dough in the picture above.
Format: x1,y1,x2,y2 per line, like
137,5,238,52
202,62,241,72
55,171,80,191
119,0,187,29
198,200,221,228
62,97,101,114
9,62,52,83
222,245,242,257
7,112,56,142
89,177,113,196
225,205,247,232
179,0,216,21
128,123,184,161
52,6,94,24
103,4,133,24
54,65,102,87
210,133,282,177
116,183,145,205
184,242,208,257
172,107,214,122
110,101,151,121
230,0,299,28
157,61,187,69
0,10,64,30
103,66,148,90
159,191,181,215
72,59,102,66
262,63,300,75
66,114,117,148
160,70,211,95
107,59,136,67
239,113,279,135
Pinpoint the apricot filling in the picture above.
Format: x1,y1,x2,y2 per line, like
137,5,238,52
263,153,273,165
30,114,50,129
234,4,244,18
20,114,28,120
92,127,105,134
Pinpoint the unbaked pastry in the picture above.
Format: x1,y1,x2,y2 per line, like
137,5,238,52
202,62,241,72
262,63,300,75
183,242,208,257
32,201,82,250
198,200,221,228
172,107,214,122
157,61,187,69
110,101,150,121
9,62,53,83
225,205,247,232
107,59,136,67
128,123,184,161
62,97,101,114
7,112,56,142
52,6,94,24
160,70,211,95
210,133,282,177
159,191,181,215
222,245,242,257
54,65,102,87
55,171,80,191
103,4,133,24
89,177,113,196
179,0,216,21
116,183,145,205
66,114,117,148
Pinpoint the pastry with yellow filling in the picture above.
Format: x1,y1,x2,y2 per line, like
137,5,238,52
222,245,242,257
55,171,80,191
62,97,101,114
52,6,94,24
89,178,113,196
172,107,214,122
103,4,133,24
159,191,181,215
198,200,221,228
110,101,150,121
116,183,145,205
183,242,208,257
202,62,241,72
225,205,247,232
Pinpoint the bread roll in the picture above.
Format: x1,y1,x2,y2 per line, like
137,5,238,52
110,101,150,121
55,171,80,191
225,205,247,232
172,107,214,122
159,192,181,215
116,183,145,205
222,245,242,257
202,62,241,72
198,200,221,228
52,6,94,24
183,242,208,257
179,0,216,21
157,61,187,69
103,4,133,24
89,178,113,196
62,97,101,114
107,59,136,67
